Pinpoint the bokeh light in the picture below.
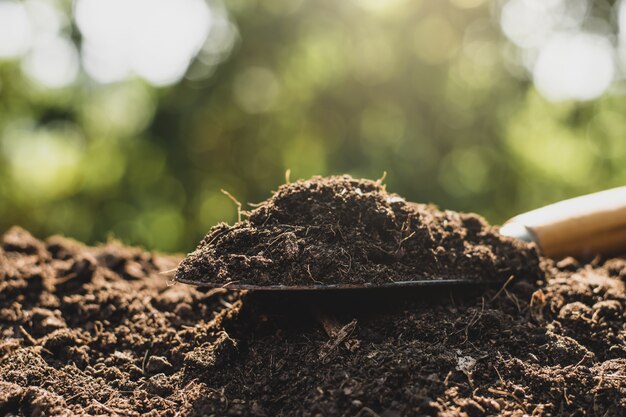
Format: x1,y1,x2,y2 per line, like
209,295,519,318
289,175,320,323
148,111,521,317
499,0,619,102
233,67,281,113
22,35,79,88
0,0,32,58
1,121,83,201
533,32,614,101
74,0,212,85
500,0,588,50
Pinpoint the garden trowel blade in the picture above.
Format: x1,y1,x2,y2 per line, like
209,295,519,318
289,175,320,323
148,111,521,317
175,276,483,291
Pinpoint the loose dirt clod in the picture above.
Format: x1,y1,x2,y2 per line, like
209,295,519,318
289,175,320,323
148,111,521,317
1,227,625,415
176,176,542,287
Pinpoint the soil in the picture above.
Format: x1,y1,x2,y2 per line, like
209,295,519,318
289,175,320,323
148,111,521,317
176,176,541,288
1,225,625,416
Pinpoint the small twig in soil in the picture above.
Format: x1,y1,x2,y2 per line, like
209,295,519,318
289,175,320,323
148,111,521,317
64,392,82,403
493,365,505,385
489,275,515,302
318,313,344,338
305,264,323,285
338,247,352,275
330,222,347,242
221,189,243,223
219,297,233,309
466,372,475,390
487,387,527,413
443,370,453,386
571,352,592,369
18,325,38,346
90,399,123,415
285,168,291,184
462,298,485,344
355,406,381,417
562,387,572,406
504,289,522,313
399,231,415,245
316,312,358,362
141,350,149,373
93,321,104,337
375,171,387,186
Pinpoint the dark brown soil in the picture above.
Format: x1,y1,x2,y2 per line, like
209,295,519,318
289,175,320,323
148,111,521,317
176,176,541,288
1,226,625,416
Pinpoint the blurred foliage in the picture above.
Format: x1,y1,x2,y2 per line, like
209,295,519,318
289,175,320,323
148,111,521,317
1,0,625,252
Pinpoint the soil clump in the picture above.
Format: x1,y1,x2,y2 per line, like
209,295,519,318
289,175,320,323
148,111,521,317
176,176,541,288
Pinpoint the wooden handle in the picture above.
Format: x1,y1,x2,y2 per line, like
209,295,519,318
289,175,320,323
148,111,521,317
500,186,626,258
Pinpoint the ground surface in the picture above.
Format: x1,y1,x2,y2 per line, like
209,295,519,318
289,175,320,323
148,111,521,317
177,176,541,288
1,225,625,416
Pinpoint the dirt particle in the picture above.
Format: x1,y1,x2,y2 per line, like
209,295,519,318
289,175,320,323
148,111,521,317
145,355,173,374
2,227,45,255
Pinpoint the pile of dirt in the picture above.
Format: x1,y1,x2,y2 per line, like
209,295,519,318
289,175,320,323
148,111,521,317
1,226,625,416
176,176,541,288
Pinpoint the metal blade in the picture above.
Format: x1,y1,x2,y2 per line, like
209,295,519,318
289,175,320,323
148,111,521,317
175,276,489,291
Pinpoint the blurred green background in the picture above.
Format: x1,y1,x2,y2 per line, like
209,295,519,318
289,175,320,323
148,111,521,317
1,0,625,252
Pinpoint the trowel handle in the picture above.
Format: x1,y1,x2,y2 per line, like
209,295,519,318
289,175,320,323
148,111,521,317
500,186,626,258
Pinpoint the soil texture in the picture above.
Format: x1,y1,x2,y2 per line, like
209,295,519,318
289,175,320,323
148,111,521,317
1,226,625,416
176,176,541,288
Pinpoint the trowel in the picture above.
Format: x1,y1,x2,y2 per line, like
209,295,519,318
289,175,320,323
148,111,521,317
177,186,626,290
499,186,626,259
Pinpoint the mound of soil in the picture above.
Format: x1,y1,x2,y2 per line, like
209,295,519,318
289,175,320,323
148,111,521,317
1,226,625,416
176,176,541,288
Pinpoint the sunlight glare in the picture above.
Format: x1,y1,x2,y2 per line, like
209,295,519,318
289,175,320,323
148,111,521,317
74,0,212,86
0,0,33,58
533,32,614,101
499,0,615,102
24,0,66,37
22,35,79,88
500,0,587,49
